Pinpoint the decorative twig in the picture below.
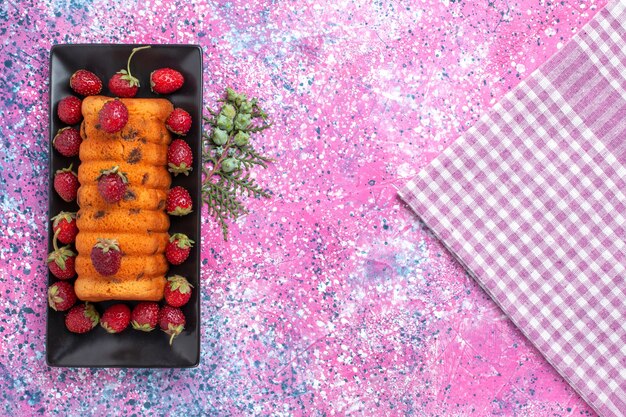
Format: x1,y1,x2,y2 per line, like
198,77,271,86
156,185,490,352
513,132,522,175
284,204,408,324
201,88,274,240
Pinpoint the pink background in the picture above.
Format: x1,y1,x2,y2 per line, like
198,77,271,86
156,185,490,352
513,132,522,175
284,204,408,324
0,0,606,415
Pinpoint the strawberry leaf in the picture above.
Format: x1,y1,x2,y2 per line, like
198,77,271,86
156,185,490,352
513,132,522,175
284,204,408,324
94,238,120,253
54,254,66,270
170,234,194,249
131,320,154,332
167,275,193,294
169,206,192,216
84,303,100,327
168,162,192,176
47,286,62,310
51,211,76,228
101,322,116,334
165,324,184,345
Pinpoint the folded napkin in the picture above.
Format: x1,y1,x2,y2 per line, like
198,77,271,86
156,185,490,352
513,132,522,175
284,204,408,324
399,1,626,416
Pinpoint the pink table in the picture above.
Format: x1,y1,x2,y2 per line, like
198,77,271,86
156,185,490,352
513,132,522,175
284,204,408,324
0,0,605,415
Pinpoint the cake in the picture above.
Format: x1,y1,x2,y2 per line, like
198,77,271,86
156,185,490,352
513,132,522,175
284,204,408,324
74,96,173,302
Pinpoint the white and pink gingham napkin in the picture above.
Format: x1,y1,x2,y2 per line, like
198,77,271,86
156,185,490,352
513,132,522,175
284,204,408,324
399,1,626,416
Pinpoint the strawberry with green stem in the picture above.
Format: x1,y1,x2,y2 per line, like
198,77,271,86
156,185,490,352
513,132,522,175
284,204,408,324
166,108,192,136
164,275,193,307
131,302,160,332
54,164,79,202
100,304,131,333
48,281,77,312
167,139,193,176
65,302,99,334
166,186,192,216
47,228,76,280
165,233,194,265
51,211,78,244
97,166,128,204
108,46,151,98
158,305,185,345
90,238,122,276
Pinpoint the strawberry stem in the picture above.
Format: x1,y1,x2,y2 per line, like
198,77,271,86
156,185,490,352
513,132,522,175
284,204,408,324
52,227,61,251
126,46,151,81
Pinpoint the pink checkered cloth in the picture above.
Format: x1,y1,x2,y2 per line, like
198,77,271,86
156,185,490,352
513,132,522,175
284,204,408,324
399,2,626,416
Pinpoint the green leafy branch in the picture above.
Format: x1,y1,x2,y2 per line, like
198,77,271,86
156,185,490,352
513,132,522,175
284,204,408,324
202,88,274,240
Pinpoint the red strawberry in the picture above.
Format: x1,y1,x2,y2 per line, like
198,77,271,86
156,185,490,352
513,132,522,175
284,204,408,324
108,73,139,98
70,69,102,96
98,99,128,133
100,303,131,333
165,234,194,265
54,165,79,202
166,186,192,216
53,127,82,157
51,211,78,244
57,96,83,125
48,281,77,312
65,302,99,334
131,302,160,332
97,166,128,204
47,232,76,279
90,238,122,276
158,305,186,345
166,108,192,136
108,46,151,98
48,252,75,279
150,68,184,94
164,275,193,308
167,139,193,176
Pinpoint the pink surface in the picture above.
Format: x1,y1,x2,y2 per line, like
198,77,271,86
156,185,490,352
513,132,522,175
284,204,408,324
0,0,607,415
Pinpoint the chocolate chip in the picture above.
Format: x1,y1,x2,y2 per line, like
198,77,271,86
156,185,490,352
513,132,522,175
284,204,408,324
94,210,105,219
121,128,138,141
129,208,140,215
157,199,165,210
127,148,142,164
123,190,136,201
141,173,149,185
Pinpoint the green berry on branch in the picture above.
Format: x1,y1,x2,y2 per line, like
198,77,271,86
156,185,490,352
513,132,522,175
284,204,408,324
233,131,249,147
221,104,237,120
212,128,228,145
222,158,240,173
239,101,253,114
216,114,233,131
234,113,251,130
226,88,239,102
